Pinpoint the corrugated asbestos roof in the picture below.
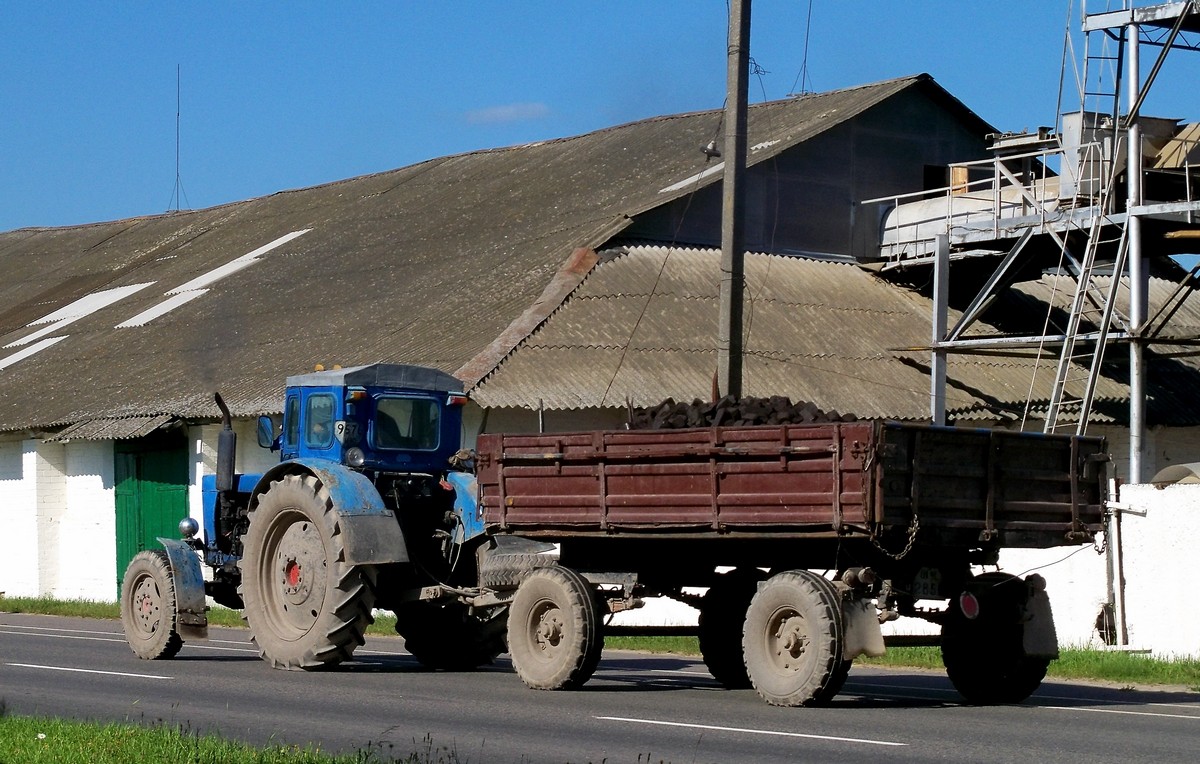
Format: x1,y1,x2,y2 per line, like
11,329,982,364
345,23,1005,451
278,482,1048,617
49,415,177,442
470,244,1200,425
0,75,939,434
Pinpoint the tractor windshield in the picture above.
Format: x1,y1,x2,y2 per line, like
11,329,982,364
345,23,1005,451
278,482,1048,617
373,397,440,451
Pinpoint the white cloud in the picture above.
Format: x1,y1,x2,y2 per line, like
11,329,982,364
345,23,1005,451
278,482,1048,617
465,102,551,125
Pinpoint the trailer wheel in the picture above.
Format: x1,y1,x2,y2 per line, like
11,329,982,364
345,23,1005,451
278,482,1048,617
395,602,505,670
508,566,602,690
120,550,184,660
239,473,376,670
743,570,844,706
698,568,765,688
941,571,1049,704
806,573,851,703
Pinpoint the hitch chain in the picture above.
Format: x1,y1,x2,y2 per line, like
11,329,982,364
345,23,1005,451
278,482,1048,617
871,513,920,561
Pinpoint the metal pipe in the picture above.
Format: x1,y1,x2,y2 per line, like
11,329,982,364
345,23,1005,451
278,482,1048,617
931,235,949,425
1127,23,1147,483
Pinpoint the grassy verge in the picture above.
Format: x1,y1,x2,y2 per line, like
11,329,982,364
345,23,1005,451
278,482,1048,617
0,712,460,764
4,595,1197,690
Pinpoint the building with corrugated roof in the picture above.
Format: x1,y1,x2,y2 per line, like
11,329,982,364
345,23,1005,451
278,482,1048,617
2,73,1198,600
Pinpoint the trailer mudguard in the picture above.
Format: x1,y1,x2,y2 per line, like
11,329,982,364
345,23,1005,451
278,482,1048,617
253,459,410,566
158,537,209,641
841,597,886,659
1022,574,1060,658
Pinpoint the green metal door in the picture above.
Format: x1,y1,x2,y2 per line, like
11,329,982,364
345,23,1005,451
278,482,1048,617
114,433,189,595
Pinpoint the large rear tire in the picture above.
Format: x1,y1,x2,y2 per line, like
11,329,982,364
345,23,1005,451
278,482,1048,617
120,550,184,660
239,473,376,670
698,568,765,688
942,572,1049,704
508,566,602,690
743,570,844,706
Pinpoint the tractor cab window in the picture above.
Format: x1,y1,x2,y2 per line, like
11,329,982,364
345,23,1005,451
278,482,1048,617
373,397,439,451
285,395,300,448
305,393,336,449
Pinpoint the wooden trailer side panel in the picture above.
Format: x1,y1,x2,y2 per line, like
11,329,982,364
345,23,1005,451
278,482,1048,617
477,423,878,534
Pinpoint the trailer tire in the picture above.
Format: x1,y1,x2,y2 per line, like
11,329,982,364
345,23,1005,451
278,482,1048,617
941,572,1049,704
698,568,766,688
479,553,557,588
395,602,505,670
120,550,184,660
508,566,602,690
806,572,851,703
239,473,376,670
743,570,844,706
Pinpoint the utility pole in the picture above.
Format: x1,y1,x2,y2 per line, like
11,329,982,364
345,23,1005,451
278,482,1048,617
717,0,750,399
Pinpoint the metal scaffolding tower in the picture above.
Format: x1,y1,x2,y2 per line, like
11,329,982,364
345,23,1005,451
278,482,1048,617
866,0,1200,484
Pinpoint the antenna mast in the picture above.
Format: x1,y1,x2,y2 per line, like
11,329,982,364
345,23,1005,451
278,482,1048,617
168,64,189,213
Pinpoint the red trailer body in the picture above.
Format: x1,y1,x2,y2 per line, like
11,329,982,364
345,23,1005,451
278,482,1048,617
477,421,1106,546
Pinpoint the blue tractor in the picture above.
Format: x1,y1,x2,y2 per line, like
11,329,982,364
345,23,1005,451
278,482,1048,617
119,363,519,671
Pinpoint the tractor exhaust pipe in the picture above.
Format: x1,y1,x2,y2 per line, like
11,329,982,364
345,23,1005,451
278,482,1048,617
214,392,237,493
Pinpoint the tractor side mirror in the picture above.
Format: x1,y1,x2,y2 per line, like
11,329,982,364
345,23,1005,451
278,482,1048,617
257,416,280,451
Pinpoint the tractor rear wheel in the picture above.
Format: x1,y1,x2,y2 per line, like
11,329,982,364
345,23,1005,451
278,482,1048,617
120,550,184,660
239,473,376,670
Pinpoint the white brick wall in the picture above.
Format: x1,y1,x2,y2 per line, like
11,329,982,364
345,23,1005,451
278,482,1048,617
58,441,117,600
1116,484,1200,659
34,441,67,595
0,440,38,596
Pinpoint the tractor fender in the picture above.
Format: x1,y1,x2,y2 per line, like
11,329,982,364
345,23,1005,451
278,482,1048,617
158,537,209,641
251,459,410,566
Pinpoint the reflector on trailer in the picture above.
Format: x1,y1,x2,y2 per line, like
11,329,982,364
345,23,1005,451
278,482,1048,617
959,591,981,620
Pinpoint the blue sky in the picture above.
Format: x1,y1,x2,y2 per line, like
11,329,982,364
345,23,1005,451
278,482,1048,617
2,1,1196,232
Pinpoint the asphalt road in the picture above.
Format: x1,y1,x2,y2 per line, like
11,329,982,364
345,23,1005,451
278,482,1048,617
1,613,1198,763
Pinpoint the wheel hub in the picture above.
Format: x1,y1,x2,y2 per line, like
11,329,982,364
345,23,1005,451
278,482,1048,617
132,577,161,634
534,608,565,652
270,519,328,626
771,613,810,670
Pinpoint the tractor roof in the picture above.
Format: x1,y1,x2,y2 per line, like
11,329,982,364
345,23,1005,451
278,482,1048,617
286,364,464,394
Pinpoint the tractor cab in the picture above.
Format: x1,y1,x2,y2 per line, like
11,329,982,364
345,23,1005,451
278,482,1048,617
265,364,467,475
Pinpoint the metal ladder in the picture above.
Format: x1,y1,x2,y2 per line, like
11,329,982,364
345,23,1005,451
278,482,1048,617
1043,204,1131,434
1080,1,1125,130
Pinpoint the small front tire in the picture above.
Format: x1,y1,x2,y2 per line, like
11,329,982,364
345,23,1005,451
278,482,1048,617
120,550,184,660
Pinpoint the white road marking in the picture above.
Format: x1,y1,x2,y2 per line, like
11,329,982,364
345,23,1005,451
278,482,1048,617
0,627,256,653
1043,705,1200,721
6,663,173,680
0,628,127,645
0,623,122,636
597,716,908,746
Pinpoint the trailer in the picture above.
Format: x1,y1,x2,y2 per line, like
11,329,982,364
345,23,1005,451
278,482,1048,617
119,364,1109,708
477,420,1108,705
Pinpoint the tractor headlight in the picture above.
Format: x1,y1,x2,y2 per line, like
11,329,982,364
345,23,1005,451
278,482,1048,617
179,517,200,539
346,447,366,467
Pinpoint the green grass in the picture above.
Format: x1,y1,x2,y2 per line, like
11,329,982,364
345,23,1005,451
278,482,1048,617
4,595,1198,690
0,713,463,764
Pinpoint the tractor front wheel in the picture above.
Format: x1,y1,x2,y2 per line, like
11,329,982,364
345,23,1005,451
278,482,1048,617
120,550,184,660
